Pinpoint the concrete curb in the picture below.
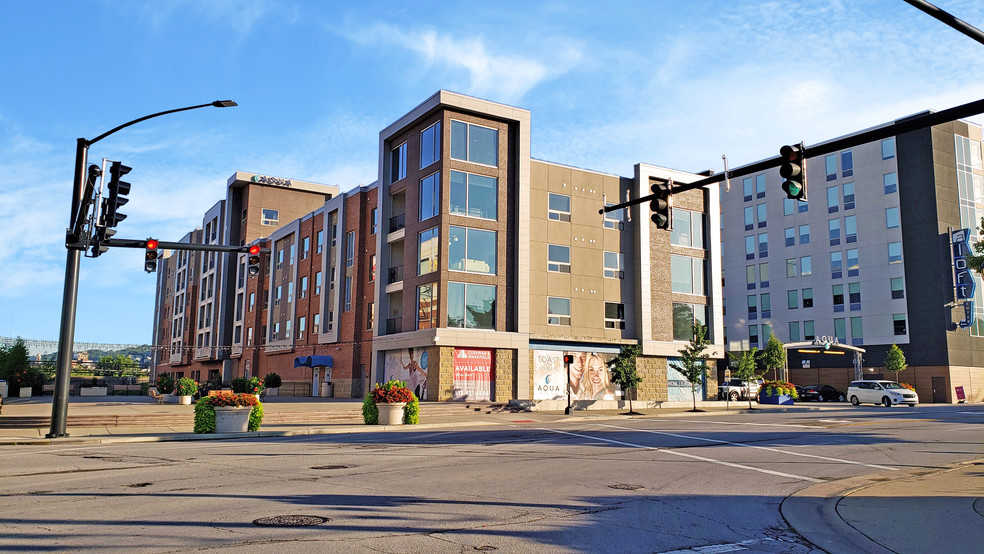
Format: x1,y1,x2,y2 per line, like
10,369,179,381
780,457,984,553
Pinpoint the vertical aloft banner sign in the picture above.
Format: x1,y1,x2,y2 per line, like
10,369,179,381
951,227,976,329
452,348,493,401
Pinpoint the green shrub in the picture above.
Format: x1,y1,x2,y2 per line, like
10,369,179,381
403,393,420,425
157,375,175,394
230,377,249,393
193,401,216,433
248,402,263,431
193,393,262,434
362,392,378,424
263,372,282,389
175,377,198,396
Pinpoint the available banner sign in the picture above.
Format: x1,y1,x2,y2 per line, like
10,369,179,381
452,348,493,401
951,227,976,329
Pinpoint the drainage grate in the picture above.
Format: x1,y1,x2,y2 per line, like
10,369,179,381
310,465,349,470
253,515,329,527
608,483,646,491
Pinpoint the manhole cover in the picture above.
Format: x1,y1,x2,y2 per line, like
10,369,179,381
310,465,348,470
608,483,645,491
253,515,329,527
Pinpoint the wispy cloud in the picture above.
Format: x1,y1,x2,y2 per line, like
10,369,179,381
139,0,278,35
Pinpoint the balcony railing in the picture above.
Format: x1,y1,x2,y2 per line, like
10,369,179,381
386,317,403,334
389,213,405,233
387,265,404,284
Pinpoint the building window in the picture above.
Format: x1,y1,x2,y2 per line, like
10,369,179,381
673,303,707,341
549,193,571,222
297,316,306,340
784,198,795,216
391,141,407,182
449,226,496,274
829,219,841,246
261,209,279,226
850,316,863,345
843,182,856,210
605,302,626,329
787,289,798,309
746,265,756,290
300,276,308,299
785,227,795,247
605,203,625,230
802,288,813,308
758,233,768,258
834,318,846,341
275,285,282,306
370,209,378,235
418,227,439,275
749,324,759,348
831,252,843,279
301,237,310,260
786,258,797,278
744,206,754,231
344,276,352,312
317,230,324,253
882,138,895,160
833,284,844,312
884,173,898,194
757,203,767,228
886,207,900,229
827,186,839,213
370,255,377,281
745,235,755,260
419,171,441,221
671,209,704,248
546,296,571,326
849,282,861,311
742,178,753,202
756,175,766,199
759,262,769,288
448,282,496,329
315,271,322,295
803,320,815,341
287,281,294,303
799,224,810,244
346,231,355,267
801,256,812,276
891,277,905,299
825,154,837,181
313,313,320,334
747,294,758,319
450,170,497,220
760,293,771,318
450,120,498,166
847,249,859,277
885,242,902,264
329,266,335,290
845,215,857,243
247,326,253,345
841,150,854,178
604,251,624,279
420,121,441,169
671,255,705,295
548,244,571,273
249,292,255,311
367,302,375,330
417,283,438,330
788,321,800,342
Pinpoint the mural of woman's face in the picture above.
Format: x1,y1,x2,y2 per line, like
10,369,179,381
586,356,606,390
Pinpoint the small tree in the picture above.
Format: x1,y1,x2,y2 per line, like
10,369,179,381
728,347,761,409
608,344,643,415
672,323,710,412
761,335,787,381
885,344,908,377
98,355,138,376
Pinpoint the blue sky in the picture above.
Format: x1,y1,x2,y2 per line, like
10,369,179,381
2,0,983,349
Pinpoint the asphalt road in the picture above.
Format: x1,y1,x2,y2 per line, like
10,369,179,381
1,404,981,552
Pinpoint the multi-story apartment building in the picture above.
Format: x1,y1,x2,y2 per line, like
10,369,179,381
152,91,727,404
721,116,984,403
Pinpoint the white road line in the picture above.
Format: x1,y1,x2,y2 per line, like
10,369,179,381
539,427,822,483
668,419,817,428
958,412,984,415
599,424,898,471
817,419,854,424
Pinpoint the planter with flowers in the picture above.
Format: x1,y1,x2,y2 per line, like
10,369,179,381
759,380,798,405
232,376,265,400
194,393,263,434
362,380,419,425
175,377,198,405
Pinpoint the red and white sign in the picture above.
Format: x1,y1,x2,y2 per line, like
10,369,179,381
453,348,493,401
955,386,966,401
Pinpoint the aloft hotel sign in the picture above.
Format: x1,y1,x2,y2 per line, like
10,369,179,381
951,227,975,329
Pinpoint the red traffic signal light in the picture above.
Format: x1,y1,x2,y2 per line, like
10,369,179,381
144,238,160,273
247,244,262,276
146,239,159,250
248,244,260,255
563,354,574,365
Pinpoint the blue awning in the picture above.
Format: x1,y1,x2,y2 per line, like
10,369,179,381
293,355,333,368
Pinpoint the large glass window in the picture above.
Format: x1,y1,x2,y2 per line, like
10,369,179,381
346,231,355,267
548,245,571,273
450,170,497,219
604,252,624,279
549,193,571,222
450,120,498,166
546,296,571,326
605,302,626,329
261,209,279,226
448,282,496,329
671,255,705,295
418,227,439,275
671,209,704,248
391,142,407,182
419,172,440,220
886,207,900,228
420,121,441,169
449,226,496,274
673,303,707,341
417,283,438,330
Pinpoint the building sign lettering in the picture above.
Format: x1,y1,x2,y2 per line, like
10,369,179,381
950,228,975,329
251,175,292,188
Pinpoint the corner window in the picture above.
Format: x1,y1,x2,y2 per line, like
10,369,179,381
261,209,279,226
449,226,496,274
450,120,498,166
671,255,705,295
548,244,571,273
891,277,905,299
671,208,704,248
391,142,407,183
419,172,441,221
548,193,571,222
882,138,896,160
418,227,439,275
450,170,497,220
547,297,571,326
886,207,900,228
884,173,898,194
420,121,441,169
672,303,707,341
417,283,438,330
448,282,496,329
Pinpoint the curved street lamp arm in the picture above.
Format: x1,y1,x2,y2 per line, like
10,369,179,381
88,100,237,146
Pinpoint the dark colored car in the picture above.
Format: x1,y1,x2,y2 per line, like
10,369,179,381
797,384,846,402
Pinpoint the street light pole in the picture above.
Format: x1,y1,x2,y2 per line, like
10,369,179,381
47,100,236,438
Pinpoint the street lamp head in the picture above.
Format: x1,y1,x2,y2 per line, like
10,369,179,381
212,100,237,108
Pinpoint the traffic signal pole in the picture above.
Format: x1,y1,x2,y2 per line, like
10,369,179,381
47,101,236,439
600,96,984,215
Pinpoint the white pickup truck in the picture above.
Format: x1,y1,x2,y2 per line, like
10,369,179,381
718,378,764,401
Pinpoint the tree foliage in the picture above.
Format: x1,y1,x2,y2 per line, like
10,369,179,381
672,323,710,412
608,344,643,414
97,354,140,375
728,347,762,409
761,335,787,380
885,344,908,375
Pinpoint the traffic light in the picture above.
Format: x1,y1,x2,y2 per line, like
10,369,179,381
563,354,574,365
779,143,807,201
247,244,261,276
144,239,160,273
103,161,131,228
650,178,673,230
90,226,114,258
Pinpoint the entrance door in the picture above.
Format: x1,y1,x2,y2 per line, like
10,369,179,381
932,376,947,403
312,368,320,397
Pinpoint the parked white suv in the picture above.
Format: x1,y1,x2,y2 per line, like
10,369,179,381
847,380,918,407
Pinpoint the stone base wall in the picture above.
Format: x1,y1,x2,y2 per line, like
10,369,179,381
635,356,668,402
494,349,516,402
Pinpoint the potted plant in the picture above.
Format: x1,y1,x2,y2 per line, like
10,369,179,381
157,375,175,401
363,380,419,425
175,377,198,405
759,380,798,405
263,372,282,397
194,393,263,434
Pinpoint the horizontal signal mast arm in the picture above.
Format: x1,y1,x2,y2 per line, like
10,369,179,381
600,96,984,214
103,238,269,253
